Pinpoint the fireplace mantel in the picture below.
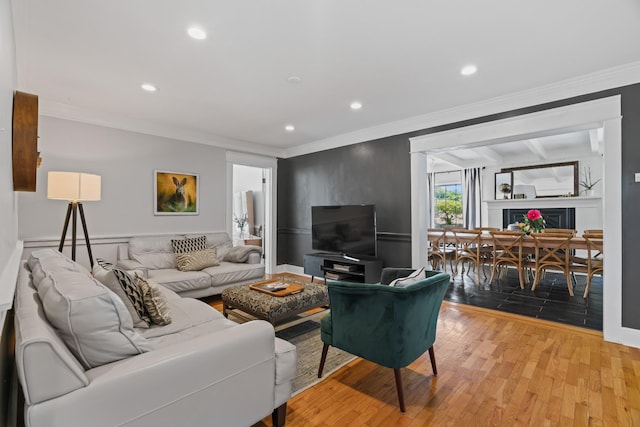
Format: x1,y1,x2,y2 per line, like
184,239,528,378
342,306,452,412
484,196,602,233
485,196,601,209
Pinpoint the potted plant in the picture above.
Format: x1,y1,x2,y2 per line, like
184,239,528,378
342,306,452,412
580,167,601,197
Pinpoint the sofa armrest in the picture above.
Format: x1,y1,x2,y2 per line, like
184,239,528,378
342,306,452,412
115,259,148,277
247,252,262,264
26,321,280,427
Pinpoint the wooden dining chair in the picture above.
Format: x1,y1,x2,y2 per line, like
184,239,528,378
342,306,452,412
530,232,575,296
450,228,490,283
488,230,528,289
581,232,604,298
427,228,455,272
542,228,577,236
584,233,603,298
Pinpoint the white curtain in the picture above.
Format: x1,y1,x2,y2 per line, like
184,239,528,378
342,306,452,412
427,172,435,227
463,168,482,228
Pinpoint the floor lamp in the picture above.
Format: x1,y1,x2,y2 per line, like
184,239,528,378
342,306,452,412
48,171,101,267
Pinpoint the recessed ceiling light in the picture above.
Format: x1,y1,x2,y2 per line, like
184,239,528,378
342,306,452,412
460,64,478,76
285,124,295,132
187,27,207,40
286,76,302,84
350,101,363,110
141,83,157,92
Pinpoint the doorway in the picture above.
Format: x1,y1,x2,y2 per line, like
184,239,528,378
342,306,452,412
226,152,277,275
409,96,630,346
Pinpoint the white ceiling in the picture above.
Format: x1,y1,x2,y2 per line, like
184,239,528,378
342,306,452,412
10,0,640,156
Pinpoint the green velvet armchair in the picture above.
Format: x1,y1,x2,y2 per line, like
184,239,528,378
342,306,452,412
317,268,451,412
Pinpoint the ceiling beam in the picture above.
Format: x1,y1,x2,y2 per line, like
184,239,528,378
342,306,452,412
428,152,466,169
472,146,504,164
523,138,546,160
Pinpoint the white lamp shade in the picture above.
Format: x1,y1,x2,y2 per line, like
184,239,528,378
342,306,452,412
48,171,101,201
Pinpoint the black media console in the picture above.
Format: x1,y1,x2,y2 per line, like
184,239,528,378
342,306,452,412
303,253,383,283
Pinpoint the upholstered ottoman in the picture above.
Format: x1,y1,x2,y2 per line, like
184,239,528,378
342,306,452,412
222,281,329,328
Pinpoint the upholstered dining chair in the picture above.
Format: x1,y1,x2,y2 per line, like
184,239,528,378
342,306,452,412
317,268,451,412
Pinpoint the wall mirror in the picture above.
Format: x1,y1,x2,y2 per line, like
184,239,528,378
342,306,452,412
495,172,513,200
501,161,578,198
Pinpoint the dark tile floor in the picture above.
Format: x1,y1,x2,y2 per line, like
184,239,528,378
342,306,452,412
444,265,603,331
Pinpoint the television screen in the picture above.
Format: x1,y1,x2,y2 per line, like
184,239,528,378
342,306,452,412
311,205,377,257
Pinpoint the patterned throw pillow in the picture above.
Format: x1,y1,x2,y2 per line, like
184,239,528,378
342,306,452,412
134,275,172,326
175,248,220,271
171,235,207,254
93,259,151,328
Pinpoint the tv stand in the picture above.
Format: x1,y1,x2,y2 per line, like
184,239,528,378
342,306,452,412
303,253,383,283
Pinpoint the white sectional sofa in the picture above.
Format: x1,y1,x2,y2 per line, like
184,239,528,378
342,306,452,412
14,249,296,427
117,232,264,298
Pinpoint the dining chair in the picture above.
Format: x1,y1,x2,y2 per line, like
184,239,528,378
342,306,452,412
573,232,604,298
530,232,575,296
542,228,577,236
451,228,491,283
488,230,529,289
427,228,455,272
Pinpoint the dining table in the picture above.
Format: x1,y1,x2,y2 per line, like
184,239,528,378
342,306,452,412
427,230,590,250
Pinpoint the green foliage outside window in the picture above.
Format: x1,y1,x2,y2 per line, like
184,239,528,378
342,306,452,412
434,184,462,226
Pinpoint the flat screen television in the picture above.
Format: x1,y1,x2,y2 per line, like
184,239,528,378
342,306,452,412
311,205,377,258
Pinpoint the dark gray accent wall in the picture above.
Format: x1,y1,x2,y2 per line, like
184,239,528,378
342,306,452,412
278,83,640,330
278,135,413,268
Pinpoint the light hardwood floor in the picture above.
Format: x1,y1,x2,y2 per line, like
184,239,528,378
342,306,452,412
210,276,640,427
210,276,640,426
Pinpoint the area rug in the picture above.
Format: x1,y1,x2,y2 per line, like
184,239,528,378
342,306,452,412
276,319,356,395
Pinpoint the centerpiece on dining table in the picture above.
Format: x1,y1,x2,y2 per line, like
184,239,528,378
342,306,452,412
519,209,546,234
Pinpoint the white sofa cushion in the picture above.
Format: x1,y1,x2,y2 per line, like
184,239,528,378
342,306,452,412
138,297,226,339
128,235,181,269
148,268,212,293
202,261,264,286
28,248,90,287
29,250,153,369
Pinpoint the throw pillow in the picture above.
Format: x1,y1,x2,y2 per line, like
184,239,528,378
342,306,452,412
93,259,151,328
134,275,172,326
175,248,220,271
171,235,207,254
30,256,152,369
389,267,427,288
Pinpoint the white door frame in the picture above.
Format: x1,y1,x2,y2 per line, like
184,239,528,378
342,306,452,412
226,152,277,275
410,95,638,348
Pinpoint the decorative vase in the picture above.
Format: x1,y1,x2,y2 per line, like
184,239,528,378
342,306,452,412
585,189,594,197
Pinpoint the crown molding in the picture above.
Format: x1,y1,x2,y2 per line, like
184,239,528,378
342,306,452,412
283,61,640,158
38,100,285,158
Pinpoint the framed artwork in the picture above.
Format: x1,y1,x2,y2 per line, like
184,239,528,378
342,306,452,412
495,172,513,200
154,170,199,215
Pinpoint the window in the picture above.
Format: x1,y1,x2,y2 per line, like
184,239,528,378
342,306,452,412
433,171,462,227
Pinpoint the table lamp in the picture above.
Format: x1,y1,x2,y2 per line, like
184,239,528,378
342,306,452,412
48,171,101,267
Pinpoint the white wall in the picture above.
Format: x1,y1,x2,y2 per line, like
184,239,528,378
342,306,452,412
1,0,20,424
0,0,19,276
18,117,230,264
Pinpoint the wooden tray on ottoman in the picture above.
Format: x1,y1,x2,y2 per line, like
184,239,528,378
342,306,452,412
250,281,304,297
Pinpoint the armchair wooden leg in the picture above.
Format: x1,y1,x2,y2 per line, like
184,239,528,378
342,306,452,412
393,368,406,413
428,346,438,375
318,343,329,378
272,402,287,427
